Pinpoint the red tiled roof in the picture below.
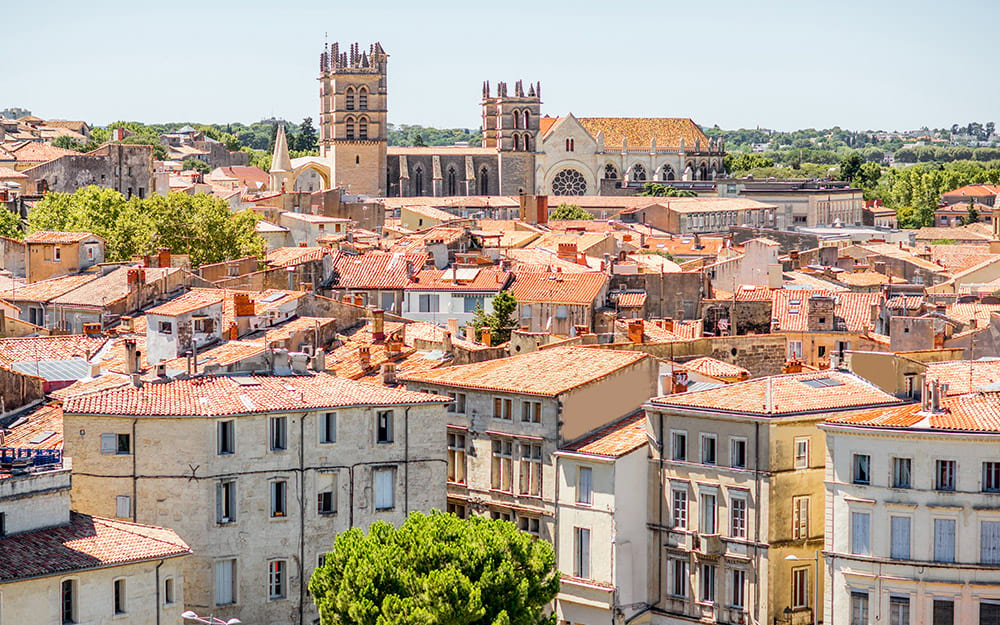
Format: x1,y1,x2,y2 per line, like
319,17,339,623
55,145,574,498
616,292,646,308
650,370,902,416
683,357,749,380
332,251,426,290
406,268,512,292
23,230,102,244
265,247,327,268
63,373,449,417
1,403,63,450
50,266,177,308
942,184,1000,199
147,290,224,316
4,274,100,304
160,341,266,371
400,346,649,396
732,285,776,302
924,360,1000,396
825,394,1000,433
509,271,608,305
562,412,648,458
0,513,190,582
49,373,132,401
9,142,78,164
946,303,1000,326
0,335,108,368
771,290,882,333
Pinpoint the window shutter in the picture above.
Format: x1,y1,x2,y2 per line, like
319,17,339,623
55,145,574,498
215,560,233,605
852,512,870,554
375,469,393,509
982,521,1000,564
891,516,910,559
116,495,130,518
579,467,592,504
101,433,116,454
216,483,223,522
935,519,956,562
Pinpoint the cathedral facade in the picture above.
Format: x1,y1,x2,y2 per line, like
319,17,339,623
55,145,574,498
269,42,726,198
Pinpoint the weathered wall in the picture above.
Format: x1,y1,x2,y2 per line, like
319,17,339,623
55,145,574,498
730,227,821,253
584,334,788,378
608,271,707,319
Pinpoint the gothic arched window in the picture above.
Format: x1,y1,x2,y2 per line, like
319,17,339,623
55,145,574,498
630,164,647,181
604,164,618,179
358,87,368,110
698,162,708,180
479,167,489,195
661,165,675,181
447,167,457,196
513,134,521,151
345,117,355,140
522,110,530,129
414,167,424,196
522,133,531,152
345,87,356,111
358,117,368,140
551,169,587,196
512,111,520,130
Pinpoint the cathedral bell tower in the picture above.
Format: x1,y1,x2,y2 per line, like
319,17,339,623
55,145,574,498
318,42,388,196
482,80,540,194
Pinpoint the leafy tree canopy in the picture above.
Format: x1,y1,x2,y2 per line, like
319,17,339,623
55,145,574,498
472,290,518,346
638,183,698,198
548,204,593,220
182,158,210,173
309,511,559,625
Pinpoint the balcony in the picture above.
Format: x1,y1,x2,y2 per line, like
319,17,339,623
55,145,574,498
0,448,63,475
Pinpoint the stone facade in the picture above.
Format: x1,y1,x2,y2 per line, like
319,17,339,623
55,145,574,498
22,143,154,198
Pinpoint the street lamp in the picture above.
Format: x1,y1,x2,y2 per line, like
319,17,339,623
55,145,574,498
181,610,242,625
785,552,820,625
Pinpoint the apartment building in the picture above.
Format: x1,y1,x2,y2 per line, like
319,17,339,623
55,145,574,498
821,385,1000,625
399,345,658,542
645,370,903,625
24,230,105,283
61,373,450,625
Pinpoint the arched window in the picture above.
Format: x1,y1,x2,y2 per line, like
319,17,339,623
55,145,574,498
345,117,355,140
604,164,618,180
630,164,647,181
358,117,368,140
358,87,368,110
698,162,708,181
479,167,489,195
551,169,587,195
512,111,520,130
345,87,356,111
565,138,574,152
522,110,530,129
414,167,424,196
513,134,521,151
522,133,531,152
447,167,457,196
661,165,675,181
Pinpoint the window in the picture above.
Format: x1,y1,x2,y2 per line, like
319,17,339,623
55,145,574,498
731,438,747,469
114,579,126,615
447,501,467,518
983,520,1000,564
630,164,647,182
463,296,484,313
519,516,540,536
320,412,336,444
672,488,688,528
519,443,542,496
417,294,439,312
670,559,688,597
491,509,513,522
671,432,687,461
268,560,286,600
980,602,1000,625
730,569,746,608
100,433,131,455
376,410,394,443
346,118,355,139
551,168,588,195
270,481,287,517
555,305,568,319
933,599,954,625
574,527,590,578
218,420,235,454
317,553,327,568
889,595,910,625
116,495,131,519
565,138,575,152
491,439,513,491
318,488,336,515
986,462,1000,492
794,437,810,469
358,88,368,110
163,578,175,605
62,579,76,624
851,511,871,555
853,454,871,485
158,321,172,334
788,340,803,359
791,567,808,608
270,417,287,451
493,397,512,420
193,317,214,333
521,401,541,423
792,496,809,539
53,246,61,261
214,559,236,606
891,515,911,559
345,87,355,110
447,432,467,484
447,392,467,414
701,434,717,465
851,591,869,625
374,467,395,510
701,492,717,534
520,304,532,319
577,467,593,505
701,564,716,603
937,460,956,491
216,480,236,524
513,134,521,151
892,457,912,489
934,518,956,562
730,496,747,538
447,167,457,195
604,163,618,179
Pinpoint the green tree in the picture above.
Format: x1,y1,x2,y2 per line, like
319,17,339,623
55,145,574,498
962,198,981,225
309,511,559,625
182,158,210,174
638,183,697,197
724,153,774,174
52,135,84,150
548,204,593,220
0,208,23,240
28,186,152,260
839,153,864,183
142,193,264,266
472,290,518,346
296,117,318,152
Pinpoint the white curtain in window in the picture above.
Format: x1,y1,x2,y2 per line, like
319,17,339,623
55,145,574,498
982,521,1000,564
851,511,870,555
374,469,394,510
215,560,234,605
890,516,911,559
934,519,956,562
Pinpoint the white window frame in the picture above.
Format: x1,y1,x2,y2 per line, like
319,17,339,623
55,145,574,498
218,420,235,455
374,467,396,510
672,487,688,529
730,495,747,539
574,527,591,578
730,437,747,469
983,519,1000,564
892,456,912,489
319,412,336,445
700,491,717,534
269,416,287,452
791,566,808,609
671,430,687,461
701,433,717,465
794,437,810,469
270,480,287,518
447,431,467,485
376,410,394,444
700,563,716,603
792,495,809,539
267,559,287,600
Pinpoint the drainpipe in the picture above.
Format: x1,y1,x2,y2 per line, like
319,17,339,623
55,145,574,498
754,420,761,624
298,413,306,625
132,418,139,522
404,407,410,514
655,410,664,610
154,559,164,625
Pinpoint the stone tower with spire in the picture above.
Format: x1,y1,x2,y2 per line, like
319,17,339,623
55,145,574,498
269,123,292,193
481,80,541,194
318,41,388,196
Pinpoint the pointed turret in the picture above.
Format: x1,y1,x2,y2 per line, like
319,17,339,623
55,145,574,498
270,124,292,173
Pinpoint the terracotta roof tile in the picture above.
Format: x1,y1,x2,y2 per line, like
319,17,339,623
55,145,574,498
24,231,101,244
563,412,648,457
945,303,1000,326
405,268,512,292
63,372,448,417
265,247,327,268
50,266,177,307
576,117,710,151
825,393,1000,433
771,290,882,333
1,403,63,450
146,290,224,316
48,373,132,401
0,335,108,368
924,360,1000,396
9,142,78,164
332,251,426,290
615,292,646,308
4,274,100,304
509,271,608,305
683,357,749,380
0,513,190,582
400,346,649,396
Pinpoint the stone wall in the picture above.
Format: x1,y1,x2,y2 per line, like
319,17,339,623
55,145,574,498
701,299,773,335
730,227,821,253
583,334,787,378
608,271,707,319
22,144,153,199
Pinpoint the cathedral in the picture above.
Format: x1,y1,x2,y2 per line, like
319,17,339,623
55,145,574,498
269,42,726,198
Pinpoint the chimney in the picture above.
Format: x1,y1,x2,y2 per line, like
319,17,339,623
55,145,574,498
386,333,403,357
228,322,239,340
447,318,460,338
123,338,139,374
130,373,142,388
358,346,371,369
157,247,171,268
557,243,578,262
120,316,133,332
311,349,326,372
783,359,803,374
480,326,491,346
299,242,308,248
234,293,254,317
442,330,453,353
627,319,644,344
573,324,588,337
381,362,397,386
89,362,101,378
672,369,689,394
82,322,102,336
372,309,385,342
466,325,476,341
869,302,879,327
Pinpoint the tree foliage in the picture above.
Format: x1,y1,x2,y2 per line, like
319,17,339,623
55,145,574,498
638,183,697,197
0,208,23,240
28,186,264,265
962,198,981,225
472,290,518,346
388,124,482,147
296,117,318,152
548,204,593,220
724,153,774,174
309,511,559,625
182,158,210,173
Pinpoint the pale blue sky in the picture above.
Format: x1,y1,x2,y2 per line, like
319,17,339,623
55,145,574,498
4,0,997,131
